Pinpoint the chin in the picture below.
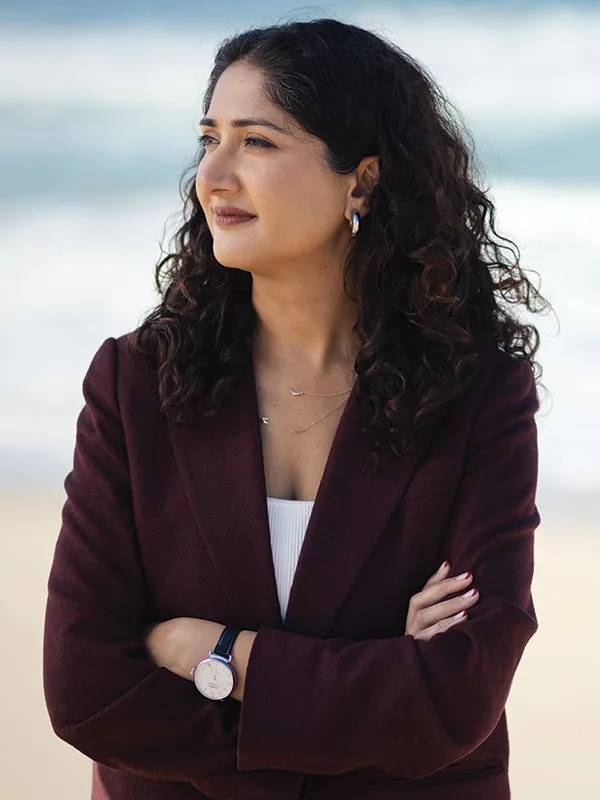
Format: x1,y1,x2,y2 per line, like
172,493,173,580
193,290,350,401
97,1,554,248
212,254,254,273
212,245,268,273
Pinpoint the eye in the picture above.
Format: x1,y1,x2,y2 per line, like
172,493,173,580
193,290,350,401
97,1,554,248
244,136,274,148
197,134,273,149
197,133,216,148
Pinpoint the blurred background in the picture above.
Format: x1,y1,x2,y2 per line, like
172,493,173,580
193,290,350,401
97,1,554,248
0,1,598,798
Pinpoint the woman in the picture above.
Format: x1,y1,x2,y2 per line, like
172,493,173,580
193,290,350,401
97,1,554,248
43,17,550,800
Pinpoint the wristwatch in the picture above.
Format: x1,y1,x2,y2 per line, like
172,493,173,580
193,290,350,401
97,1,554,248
190,626,241,700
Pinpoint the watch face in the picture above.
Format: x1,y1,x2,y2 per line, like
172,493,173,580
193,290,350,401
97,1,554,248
194,657,235,700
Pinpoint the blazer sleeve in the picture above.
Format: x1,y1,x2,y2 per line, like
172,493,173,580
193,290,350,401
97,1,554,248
236,355,541,778
42,337,292,799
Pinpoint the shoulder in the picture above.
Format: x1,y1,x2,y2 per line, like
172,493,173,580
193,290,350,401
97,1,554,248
82,331,161,413
479,345,538,404
466,346,540,442
439,345,539,443
467,343,537,397
85,331,158,379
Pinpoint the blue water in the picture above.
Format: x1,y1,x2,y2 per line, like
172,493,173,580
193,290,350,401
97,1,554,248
1,0,596,25
0,1,598,523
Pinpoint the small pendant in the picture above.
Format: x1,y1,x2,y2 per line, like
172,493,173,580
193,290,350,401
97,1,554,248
260,416,270,425
289,389,304,396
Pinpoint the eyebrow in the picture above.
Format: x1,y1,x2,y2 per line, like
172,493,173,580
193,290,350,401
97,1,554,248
199,116,288,134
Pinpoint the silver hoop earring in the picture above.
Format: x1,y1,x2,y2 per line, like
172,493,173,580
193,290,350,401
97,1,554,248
350,210,360,237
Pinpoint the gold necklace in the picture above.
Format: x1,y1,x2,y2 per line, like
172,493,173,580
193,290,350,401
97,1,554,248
259,395,349,433
261,372,355,397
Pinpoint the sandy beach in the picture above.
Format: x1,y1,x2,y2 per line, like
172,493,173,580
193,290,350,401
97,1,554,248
0,488,597,799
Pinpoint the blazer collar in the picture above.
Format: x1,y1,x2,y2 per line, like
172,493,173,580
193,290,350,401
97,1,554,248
168,357,430,637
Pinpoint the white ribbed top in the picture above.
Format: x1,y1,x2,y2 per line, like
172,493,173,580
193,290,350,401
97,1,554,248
266,496,314,622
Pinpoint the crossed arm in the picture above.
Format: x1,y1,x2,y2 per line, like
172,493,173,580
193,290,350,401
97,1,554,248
143,559,480,702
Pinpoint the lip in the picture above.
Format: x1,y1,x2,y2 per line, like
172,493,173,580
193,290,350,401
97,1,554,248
213,207,257,227
212,206,256,217
214,214,256,227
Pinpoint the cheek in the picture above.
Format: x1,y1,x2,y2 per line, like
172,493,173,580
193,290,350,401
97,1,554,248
257,164,342,234
257,163,300,209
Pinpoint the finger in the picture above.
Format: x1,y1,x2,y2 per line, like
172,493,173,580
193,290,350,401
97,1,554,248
412,570,473,613
413,610,468,642
409,586,479,632
428,570,474,601
422,560,451,588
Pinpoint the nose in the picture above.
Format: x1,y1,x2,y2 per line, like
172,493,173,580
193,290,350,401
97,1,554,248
195,147,241,197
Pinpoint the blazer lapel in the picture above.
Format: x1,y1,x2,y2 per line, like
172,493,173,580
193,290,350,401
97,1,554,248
167,360,284,631
168,357,431,638
283,390,429,637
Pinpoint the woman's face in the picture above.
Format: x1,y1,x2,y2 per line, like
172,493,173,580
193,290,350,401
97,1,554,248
195,61,357,278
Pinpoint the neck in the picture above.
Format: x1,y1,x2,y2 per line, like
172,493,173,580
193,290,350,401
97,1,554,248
251,273,359,379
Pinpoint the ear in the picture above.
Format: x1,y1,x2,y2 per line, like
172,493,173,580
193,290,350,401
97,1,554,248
346,155,380,220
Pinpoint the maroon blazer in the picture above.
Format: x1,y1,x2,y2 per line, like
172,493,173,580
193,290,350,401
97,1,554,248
43,334,541,800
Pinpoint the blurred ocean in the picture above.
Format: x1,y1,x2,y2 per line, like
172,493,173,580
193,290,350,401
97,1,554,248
1,1,598,524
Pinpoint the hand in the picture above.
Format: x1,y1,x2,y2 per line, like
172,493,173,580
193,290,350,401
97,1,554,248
145,617,226,681
405,561,479,641
144,617,257,702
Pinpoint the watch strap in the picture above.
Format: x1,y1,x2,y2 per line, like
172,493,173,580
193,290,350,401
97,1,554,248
213,626,241,659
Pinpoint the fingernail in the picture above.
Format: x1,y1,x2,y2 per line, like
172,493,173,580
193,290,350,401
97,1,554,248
455,571,471,581
454,610,467,620
439,560,450,571
464,587,478,597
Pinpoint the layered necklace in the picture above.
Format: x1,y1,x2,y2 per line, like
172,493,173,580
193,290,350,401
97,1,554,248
258,371,356,433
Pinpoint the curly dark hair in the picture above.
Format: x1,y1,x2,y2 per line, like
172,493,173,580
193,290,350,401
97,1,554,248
128,17,552,470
